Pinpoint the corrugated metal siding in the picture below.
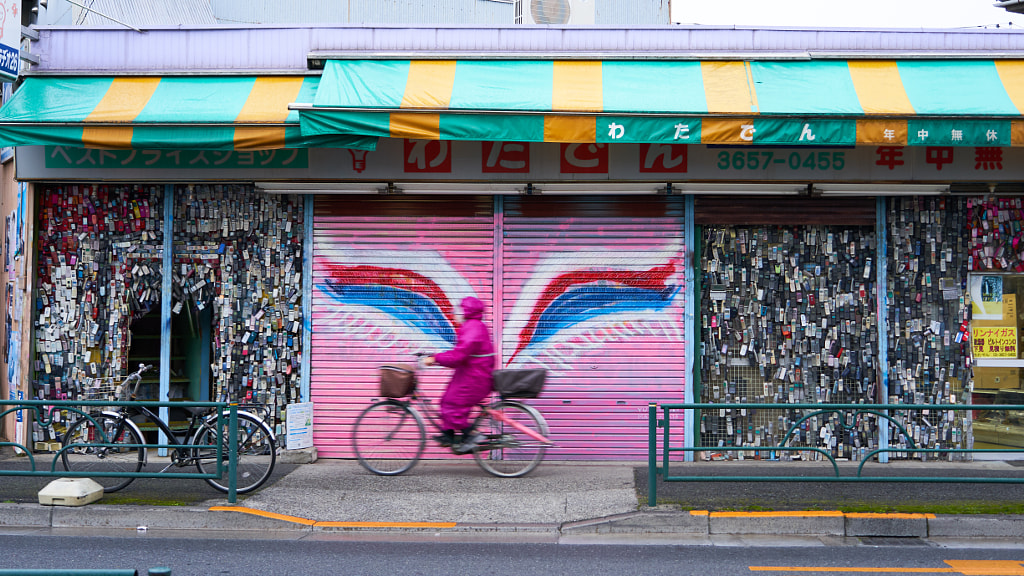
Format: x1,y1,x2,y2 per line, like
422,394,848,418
73,0,217,26
595,0,670,25
310,196,496,458
32,26,1024,73
502,196,687,459
209,0,511,24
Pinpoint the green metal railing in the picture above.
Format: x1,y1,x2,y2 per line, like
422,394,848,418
647,402,1024,507
1,399,240,503
0,565,169,569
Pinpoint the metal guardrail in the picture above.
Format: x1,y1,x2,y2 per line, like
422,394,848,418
0,399,240,503
647,402,1024,507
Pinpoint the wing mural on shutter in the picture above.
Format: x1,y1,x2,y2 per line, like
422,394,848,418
311,196,495,458
502,196,688,459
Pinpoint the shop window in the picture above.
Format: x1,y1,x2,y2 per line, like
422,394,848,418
969,273,1024,450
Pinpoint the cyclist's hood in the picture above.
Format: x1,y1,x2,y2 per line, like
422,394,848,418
460,296,485,320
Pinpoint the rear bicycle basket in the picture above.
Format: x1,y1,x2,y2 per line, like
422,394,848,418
492,369,546,399
379,364,417,398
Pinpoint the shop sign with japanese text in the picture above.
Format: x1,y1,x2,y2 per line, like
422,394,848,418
44,147,309,170
972,326,1019,358
0,0,19,81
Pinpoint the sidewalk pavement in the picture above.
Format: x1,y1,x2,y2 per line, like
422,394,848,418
2,454,1024,543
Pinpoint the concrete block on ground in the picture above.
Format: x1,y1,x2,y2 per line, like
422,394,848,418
709,513,845,536
928,515,1024,539
279,447,317,464
562,511,709,535
0,504,51,527
845,514,928,538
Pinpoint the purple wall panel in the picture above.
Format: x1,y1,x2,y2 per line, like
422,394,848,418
35,26,1024,74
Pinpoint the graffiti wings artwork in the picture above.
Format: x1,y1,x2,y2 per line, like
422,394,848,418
316,248,685,370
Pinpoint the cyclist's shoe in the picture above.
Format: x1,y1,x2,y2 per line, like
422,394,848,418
433,430,456,447
453,432,484,455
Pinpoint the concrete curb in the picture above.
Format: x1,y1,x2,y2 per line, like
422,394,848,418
50,505,311,532
709,511,845,536
562,511,708,534
928,514,1024,538
0,504,52,528
845,513,929,538
2,503,1023,540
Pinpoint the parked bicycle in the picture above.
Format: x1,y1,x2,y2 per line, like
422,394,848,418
352,353,552,478
60,364,277,494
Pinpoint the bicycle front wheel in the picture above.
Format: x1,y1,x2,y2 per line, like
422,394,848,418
352,400,425,475
472,400,549,478
61,413,144,493
194,412,277,494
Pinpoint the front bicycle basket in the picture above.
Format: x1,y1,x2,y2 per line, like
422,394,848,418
492,369,546,398
80,378,126,410
379,364,417,397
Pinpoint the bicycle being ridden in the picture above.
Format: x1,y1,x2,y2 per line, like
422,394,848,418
352,353,552,478
60,363,277,494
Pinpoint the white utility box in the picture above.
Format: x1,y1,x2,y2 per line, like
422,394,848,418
38,478,104,506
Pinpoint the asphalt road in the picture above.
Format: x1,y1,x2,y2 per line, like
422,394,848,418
1,531,1022,576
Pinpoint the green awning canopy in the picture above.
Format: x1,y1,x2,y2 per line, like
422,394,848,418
297,59,1024,147
0,76,377,150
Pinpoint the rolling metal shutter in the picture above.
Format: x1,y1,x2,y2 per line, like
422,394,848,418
310,195,495,458
695,196,876,226
501,196,688,459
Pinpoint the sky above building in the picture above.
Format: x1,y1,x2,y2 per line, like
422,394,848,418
671,0,1016,29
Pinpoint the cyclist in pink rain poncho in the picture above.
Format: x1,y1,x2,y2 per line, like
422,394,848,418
424,296,495,454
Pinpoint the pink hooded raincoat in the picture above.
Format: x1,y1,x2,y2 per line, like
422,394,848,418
434,296,495,430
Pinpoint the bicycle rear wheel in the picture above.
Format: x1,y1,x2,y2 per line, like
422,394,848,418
194,412,277,494
61,413,144,493
472,400,549,478
352,400,425,475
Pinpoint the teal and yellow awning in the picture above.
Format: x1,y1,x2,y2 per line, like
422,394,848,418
0,76,376,150
297,59,1024,146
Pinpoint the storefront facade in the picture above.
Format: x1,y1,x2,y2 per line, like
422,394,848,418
3,24,1024,460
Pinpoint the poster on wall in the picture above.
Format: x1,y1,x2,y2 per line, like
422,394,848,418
970,275,1004,321
285,402,313,450
972,326,1019,358
0,1,18,82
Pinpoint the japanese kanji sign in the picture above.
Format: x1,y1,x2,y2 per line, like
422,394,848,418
972,326,1019,358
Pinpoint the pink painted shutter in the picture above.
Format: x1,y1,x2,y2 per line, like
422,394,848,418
501,196,688,459
310,196,495,458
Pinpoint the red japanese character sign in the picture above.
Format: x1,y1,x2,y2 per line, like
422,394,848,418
481,142,530,173
639,144,688,173
403,140,452,173
560,143,608,174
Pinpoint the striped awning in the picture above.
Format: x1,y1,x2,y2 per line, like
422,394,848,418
297,59,1024,146
0,76,376,150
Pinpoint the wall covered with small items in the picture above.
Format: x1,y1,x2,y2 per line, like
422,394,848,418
885,197,970,457
35,184,163,396
965,196,1024,452
698,224,880,460
32,183,304,441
